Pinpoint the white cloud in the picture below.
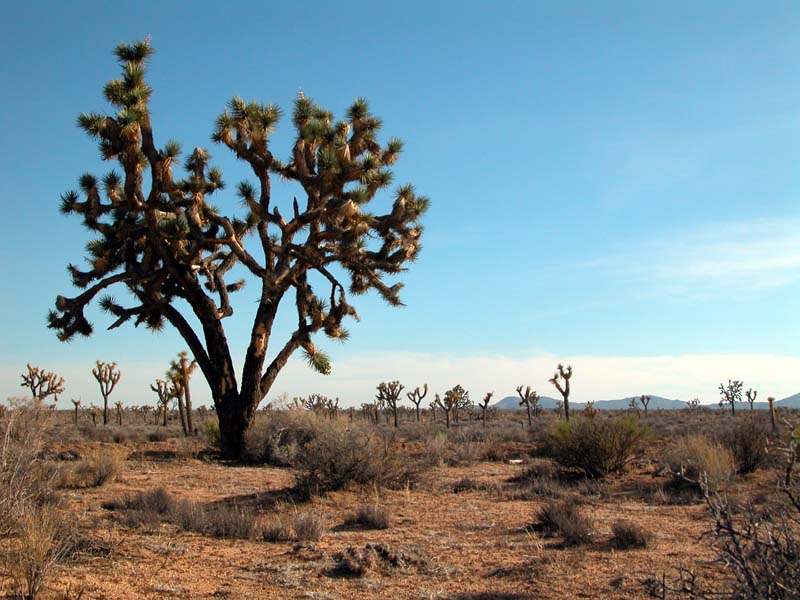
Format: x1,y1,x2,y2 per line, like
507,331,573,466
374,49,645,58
4,351,796,409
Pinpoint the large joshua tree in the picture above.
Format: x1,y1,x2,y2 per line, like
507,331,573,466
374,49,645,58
49,39,428,457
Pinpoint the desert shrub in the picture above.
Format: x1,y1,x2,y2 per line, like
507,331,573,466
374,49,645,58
0,399,54,527
503,476,567,501
69,447,125,488
534,500,592,545
665,436,735,492
2,502,72,600
201,419,220,449
147,430,168,442
702,435,800,600
344,504,391,529
292,512,323,542
543,416,645,477
104,487,176,515
611,520,651,549
242,410,317,465
721,417,770,475
262,518,292,542
293,420,423,496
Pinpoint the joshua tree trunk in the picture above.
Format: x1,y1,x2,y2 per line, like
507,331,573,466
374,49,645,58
444,408,450,429
176,391,188,436
768,397,777,433
184,378,193,434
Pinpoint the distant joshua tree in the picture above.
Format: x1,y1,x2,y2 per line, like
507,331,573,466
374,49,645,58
582,401,598,419
767,396,777,432
88,405,100,427
479,392,494,427
71,398,81,425
639,394,651,414
686,397,700,410
406,384,428,423
167,352,197,436
549,364,573,420
92,360,121,425
115,401,124,426
150,379,173,426
376,381,404,428
436,385,469,429
718,380,743,415
516,385,539,427
745,388,758,411
20,364,65,403
628,397,641,417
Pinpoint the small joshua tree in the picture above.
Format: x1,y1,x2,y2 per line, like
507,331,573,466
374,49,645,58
639,394,651,414
167,351,197,435
549,364,573,421
582,401,598,419
71,398,81,425
376,381,404,428
88,405,100,426
767,396,777,432
92,360,121,425
686,397,700,410
516,385,539,427
115,401,124,426
479,392,493,427
745,388,757,411
428,398,437,423
150,379,173,427
436,385,469,429
406,384,428,423
20,364,65,402
628,397,640,417
718,380,743,415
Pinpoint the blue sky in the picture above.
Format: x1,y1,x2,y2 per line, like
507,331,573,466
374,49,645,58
1,1,798,407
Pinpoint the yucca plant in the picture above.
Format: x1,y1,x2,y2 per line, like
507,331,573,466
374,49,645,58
49,39,428,458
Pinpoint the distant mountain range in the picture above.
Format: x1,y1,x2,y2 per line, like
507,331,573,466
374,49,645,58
492,392,800,411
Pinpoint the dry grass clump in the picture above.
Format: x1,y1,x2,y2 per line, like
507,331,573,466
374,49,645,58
343,503,391,529
610,519,651,549
291,512,323,542
665,435,736,492
330,543,428,578
63,447,125,488
103,487,259,540
243,410,317,466
533,500,592,545
262,518,292,542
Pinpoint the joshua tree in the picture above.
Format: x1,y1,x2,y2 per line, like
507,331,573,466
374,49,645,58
549,364,573,420
166,353,197,436
582,401,598,419
628,397,641,417
406,384,428,423
479,392,493,427
92,360,121,425
686,397,700,410
516,385,539,427
115,401,124,426
71,398,81,425
302,393,338,418
150,379,172,427
767,396,777,432
376,381,404,428
88,405,100,426
718,380,743,415
141,404,152,424
49,39,428,458
745,388,758,411
436,385,469,429
428,399,437,423
639,394,651,414
20,364,65,402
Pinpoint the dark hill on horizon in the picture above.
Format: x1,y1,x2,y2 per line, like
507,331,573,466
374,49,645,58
492,392,800,411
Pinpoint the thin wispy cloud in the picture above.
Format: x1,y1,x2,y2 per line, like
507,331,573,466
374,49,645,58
588,217,800,297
